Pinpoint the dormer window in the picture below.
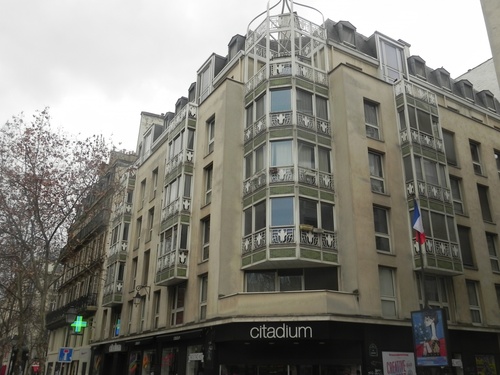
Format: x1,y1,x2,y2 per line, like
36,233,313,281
483,92,496,111
380,38,406,82
439,70,451,91
343,26,355,46
415,60,426,79
464,82,474,101
338,21,356,47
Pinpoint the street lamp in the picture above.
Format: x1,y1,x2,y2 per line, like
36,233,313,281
133,285,150,307
65,307,77,324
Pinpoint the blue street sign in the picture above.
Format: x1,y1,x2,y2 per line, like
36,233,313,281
58,347,73,363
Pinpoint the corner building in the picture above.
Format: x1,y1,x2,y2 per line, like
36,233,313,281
87,2,500,375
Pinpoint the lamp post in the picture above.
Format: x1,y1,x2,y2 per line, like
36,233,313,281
133,285,150,307
62,307,77,375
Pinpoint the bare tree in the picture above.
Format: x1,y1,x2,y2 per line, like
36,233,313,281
0,108,109,375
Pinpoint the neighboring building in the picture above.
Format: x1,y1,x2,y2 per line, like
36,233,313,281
458,59,500,100
481,0,500,89
45,151,136,375
50,1,500,375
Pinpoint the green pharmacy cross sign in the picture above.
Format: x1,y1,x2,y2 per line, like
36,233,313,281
71,315,88,333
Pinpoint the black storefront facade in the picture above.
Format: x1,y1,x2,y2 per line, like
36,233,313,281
89,320,500,375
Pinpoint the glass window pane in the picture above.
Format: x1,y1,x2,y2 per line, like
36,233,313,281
255,144,265,171
256,94,266,119
318,147,331,173
247,272,275,292
271,88,291,112
244,208,252,236
298,142,315,169
379,268,395,296
299,198,317,227
297,89,313,115
320,203,334,231
271,140,292,166
271,197,294,226
316,96,328,120
254,201,266,230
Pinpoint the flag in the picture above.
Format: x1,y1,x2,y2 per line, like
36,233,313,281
412,199,426,244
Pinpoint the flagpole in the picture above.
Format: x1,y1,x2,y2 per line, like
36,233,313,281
413,198,428,309
419,240,428,309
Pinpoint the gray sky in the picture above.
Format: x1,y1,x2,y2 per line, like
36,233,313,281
0,0,491,151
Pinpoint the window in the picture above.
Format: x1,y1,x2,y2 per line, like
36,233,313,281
415,59,426,78
135,217,142,248
484,92,496,111
246,103,254,128
368,151,385,193
439,70,452,90
442,130,457,166
256,94,266,120
207,117,215,154
184,175,192,198
298,141,315,169
151,168,159,199
466,280,482,324
462,82,474,101
204,165,213,205
271,88,291,112
139,295,146,332
316,96,328,120
299,198,317,227
255,144,266,172
246,268,338,292
495,150,500,173
486,233,500,272
199,275,208,320
379,267,397,317
142,250,150,285
201,217,210,261
417,275,453,320
271,140,293,167
458,225,474,267
449,177,464,214
373,206,390,252
296,89,313,115
153,291,161,329
140,179,146,208
470,141,483,175
272,197,294,226
170,283,186,326
342,25,355,46
477,185,493,222
147,208,154,242
380,40,405,82
318,147,331,173
131,257,138,290
254,200,266,231
364,100,380,139
320,202,335,231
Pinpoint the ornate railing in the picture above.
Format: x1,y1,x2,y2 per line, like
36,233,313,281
394,81,437,106
400,129,444,153
405,180,451,204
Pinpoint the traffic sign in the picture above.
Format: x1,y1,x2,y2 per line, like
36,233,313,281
58,347,73,363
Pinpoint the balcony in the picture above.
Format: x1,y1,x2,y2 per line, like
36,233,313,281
45,293,98,330
107,240,128,264
413,238,463,275
102,280,124,307
155,248,189,286
242,226,338,268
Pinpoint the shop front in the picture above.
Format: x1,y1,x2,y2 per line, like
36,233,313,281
87,321,499,375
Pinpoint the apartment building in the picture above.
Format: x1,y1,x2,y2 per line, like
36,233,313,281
44,151,136,375
46,1,500,375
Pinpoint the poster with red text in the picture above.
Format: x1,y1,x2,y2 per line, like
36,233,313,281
382,352,416,375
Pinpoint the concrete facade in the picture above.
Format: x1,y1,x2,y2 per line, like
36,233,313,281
45,2,500,375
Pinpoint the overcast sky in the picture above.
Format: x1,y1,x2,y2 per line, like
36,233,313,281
0,0,492,151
